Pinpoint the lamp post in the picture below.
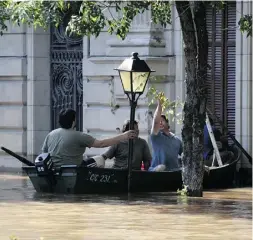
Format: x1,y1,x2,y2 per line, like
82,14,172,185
114,52,155,192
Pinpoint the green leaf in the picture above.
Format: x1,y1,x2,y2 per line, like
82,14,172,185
238,14,252,37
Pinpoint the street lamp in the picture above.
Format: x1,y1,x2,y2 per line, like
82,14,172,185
114,52,155,192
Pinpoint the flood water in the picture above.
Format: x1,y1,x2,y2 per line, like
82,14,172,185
0,173,252,240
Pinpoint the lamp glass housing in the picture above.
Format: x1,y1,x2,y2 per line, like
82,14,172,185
119,71,150,93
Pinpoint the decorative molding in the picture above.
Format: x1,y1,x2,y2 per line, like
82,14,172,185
84,76,114,82
106,37,166,48
87,56,173,63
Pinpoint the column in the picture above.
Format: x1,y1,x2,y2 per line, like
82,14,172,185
26,27,51,161
173,4,185,137
235,1,252,169
0,23,27,170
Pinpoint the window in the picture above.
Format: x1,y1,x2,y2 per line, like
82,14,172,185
206,2,236,138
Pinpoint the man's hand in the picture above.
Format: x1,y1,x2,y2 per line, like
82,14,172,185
121,130,137,141
157,92,166,107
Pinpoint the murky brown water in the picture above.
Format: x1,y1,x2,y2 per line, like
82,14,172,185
0,173,251,240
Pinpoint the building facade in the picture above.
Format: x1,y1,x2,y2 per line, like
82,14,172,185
0,2,252,171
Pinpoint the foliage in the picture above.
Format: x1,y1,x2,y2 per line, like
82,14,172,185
0,1,251,40
67,1,171,39
238,15,252,37
177,185,189,196
9,236,18,240
0,1,10,35
208,1,226,10
0,0,251,39
0,0,171,40
146,84,183,125
0,0,66,34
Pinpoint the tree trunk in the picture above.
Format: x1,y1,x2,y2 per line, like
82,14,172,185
175,1,208,197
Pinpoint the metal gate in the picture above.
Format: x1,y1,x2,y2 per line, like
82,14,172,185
50,24,83,131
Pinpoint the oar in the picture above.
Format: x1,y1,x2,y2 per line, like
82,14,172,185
206,108,252,164
1,146,35,166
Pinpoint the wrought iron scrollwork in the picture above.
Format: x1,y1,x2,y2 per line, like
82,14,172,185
51,24,83,49
51,24,83,130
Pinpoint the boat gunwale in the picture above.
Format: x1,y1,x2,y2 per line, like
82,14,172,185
22,145,241,174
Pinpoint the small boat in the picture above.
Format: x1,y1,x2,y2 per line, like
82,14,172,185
1,145,241,194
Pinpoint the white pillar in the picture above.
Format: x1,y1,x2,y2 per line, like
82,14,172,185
26,27,51,161
0,23,27,169
235,1,252,169
173,4,185,137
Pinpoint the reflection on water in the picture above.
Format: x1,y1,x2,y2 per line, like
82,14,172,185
0,173,252,240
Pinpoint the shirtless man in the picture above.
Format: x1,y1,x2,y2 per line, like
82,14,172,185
149,99,183,171
41,109,137,168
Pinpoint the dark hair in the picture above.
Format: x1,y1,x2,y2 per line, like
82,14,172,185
122,120,138,133
59,109,76,129
161,114,168,123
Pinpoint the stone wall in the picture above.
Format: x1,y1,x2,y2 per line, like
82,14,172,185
26,27,51,162
0,23,51,170
0,23,27,170
235,1,252,169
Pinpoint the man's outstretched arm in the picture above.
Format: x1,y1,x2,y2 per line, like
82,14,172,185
151,99,162,135
91,130,136,148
